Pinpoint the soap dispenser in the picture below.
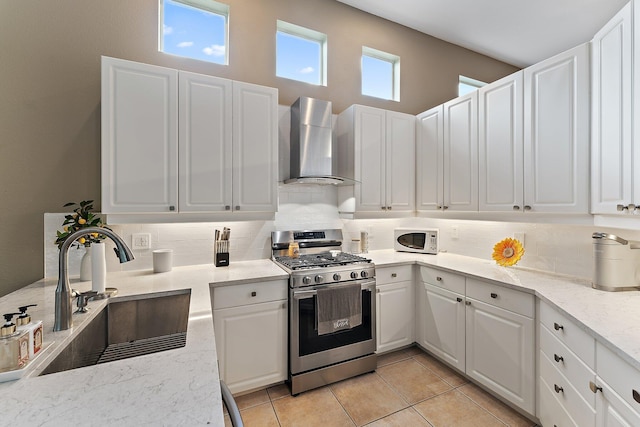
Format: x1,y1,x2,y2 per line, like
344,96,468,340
16,305,43,359
0,313,29,373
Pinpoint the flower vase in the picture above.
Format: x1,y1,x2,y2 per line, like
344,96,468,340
79,245,91,281
91,242,107,293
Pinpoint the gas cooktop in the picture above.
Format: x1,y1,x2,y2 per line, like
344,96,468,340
274,251,371,271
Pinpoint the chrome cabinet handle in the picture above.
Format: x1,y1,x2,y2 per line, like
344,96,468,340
436,205,442,210
633,389,640,404
169,205,176,211
387,206,392,210
391,273,397,278
589,381,602,393
251,291,257,297
513,205,520,211
554,354,564,363
554,322,564,331
235,205,240,210
442,206,449,210
618,204,628,212
436,277,442,281
524,205,532,211
225,205,231,210
465,301,471,306
554,384,564,394
456,297,463,303
490,293,498,299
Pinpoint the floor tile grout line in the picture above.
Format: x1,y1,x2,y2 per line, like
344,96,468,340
326,384,358,427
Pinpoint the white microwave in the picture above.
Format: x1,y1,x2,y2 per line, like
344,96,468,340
394,228,439,254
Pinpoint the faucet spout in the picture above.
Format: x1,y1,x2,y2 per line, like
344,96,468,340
54,227,134,332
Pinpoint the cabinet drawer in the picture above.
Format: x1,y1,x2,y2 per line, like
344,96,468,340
539,300,595,369
419,266,465,294
597,341,640,412
540,323,596,408
540,351,596,427
212,280,287,309
466,278,534,318
376,265,413,285
539,375,579,427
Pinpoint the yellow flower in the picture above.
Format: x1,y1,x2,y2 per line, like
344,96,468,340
78,237,86,245
492,238,525,266
78,218,87,225
91,232,99,238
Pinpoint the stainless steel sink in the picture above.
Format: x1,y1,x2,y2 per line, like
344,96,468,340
40,289,191,375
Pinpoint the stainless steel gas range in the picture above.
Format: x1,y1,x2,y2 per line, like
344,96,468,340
271,229,377,395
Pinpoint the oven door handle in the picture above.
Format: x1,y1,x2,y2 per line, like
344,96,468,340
293,280,376,299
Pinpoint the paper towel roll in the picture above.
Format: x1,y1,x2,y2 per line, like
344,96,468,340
91,242,107,293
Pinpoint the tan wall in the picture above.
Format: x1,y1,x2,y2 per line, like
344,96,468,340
0,0,518,297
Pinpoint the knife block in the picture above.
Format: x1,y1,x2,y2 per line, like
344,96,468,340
215,241,229,267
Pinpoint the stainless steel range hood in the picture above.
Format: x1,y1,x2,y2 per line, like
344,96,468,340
285,97,355,185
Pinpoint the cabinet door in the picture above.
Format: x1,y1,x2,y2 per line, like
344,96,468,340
596,378,640,427
385,111,415,211
101,56,178,213
232,81,278,212
213,299,287,394
419,283,465,372
592,3,632,214
524,43,590,213
466,298,535,414
376,280,415,353
416,105,444,211
354,105,386,212
443,92,478,211
478,71,524,212
178,72,232,212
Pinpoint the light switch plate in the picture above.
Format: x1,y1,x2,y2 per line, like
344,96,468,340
131,233,151,250
513,232,525,247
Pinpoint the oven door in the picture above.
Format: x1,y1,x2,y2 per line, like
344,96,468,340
290,279,376,375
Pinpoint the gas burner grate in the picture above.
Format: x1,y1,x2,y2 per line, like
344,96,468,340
274,252,371,270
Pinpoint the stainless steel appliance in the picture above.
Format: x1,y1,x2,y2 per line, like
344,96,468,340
271,229,376,395
394,228,439,254
592,232,640,291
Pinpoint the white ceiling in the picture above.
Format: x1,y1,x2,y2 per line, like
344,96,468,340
337,0,628,67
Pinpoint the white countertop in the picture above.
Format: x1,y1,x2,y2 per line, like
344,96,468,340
3,250,640,425
367,250,640,371
0,260,288,427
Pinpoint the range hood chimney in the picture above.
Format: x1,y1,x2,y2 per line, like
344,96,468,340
285,97,354,185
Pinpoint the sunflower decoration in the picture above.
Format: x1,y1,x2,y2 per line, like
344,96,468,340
492,238,525,267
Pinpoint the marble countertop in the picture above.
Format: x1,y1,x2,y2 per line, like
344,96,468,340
0,259,288,426
367,249,640,371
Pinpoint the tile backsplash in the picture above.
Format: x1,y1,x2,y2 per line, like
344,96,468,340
44,184,640,282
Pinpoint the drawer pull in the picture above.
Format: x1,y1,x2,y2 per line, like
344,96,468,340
554,354,564,363
456,297,463,303
554,384,564,394
633,389,640,404
251,291,257,297
465,301,471,306
391,273,397,278
589,381,602,394
490,292,498,299
436,277,443,281
554,322,564,331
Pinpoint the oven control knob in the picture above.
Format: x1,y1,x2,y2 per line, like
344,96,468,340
315,275,324,284
302,276,312,285
350,271,358,279
333,273,341,281
361,270,368,279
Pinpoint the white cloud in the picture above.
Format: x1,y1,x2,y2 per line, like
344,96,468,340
203,44,226,57
177,41,193,48
299,67,314,74
163,24,173,35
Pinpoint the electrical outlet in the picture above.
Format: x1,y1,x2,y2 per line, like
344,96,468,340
451,226,459,240
131,233,151,250
514,232,525,247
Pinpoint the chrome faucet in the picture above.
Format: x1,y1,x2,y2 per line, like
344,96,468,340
54,227,134,331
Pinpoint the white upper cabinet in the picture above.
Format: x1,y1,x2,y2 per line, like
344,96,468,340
443,91,479,211
416,105,444,211
179,71,232,212
591,3,633,214
101,57,278,216
478,71,524,212
232,81,278,212
524,43,590,213
338,105,415,215
101,57,178,213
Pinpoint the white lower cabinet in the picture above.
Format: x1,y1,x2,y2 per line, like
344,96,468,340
211,280,287,394
376,265,414,353
417,267,535,415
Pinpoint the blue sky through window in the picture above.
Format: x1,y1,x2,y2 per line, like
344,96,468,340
162,0,227,65
362,55,393,100
276,32,321,85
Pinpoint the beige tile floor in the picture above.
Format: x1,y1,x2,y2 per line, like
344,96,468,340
224,346,539,427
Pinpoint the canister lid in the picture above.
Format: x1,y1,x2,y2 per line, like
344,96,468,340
592,232,628,245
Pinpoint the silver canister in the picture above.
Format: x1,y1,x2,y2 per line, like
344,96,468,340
592,232,640,291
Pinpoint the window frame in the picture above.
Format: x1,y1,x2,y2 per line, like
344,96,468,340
276,20,328,86
159,0,230,66
361,46,400,101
